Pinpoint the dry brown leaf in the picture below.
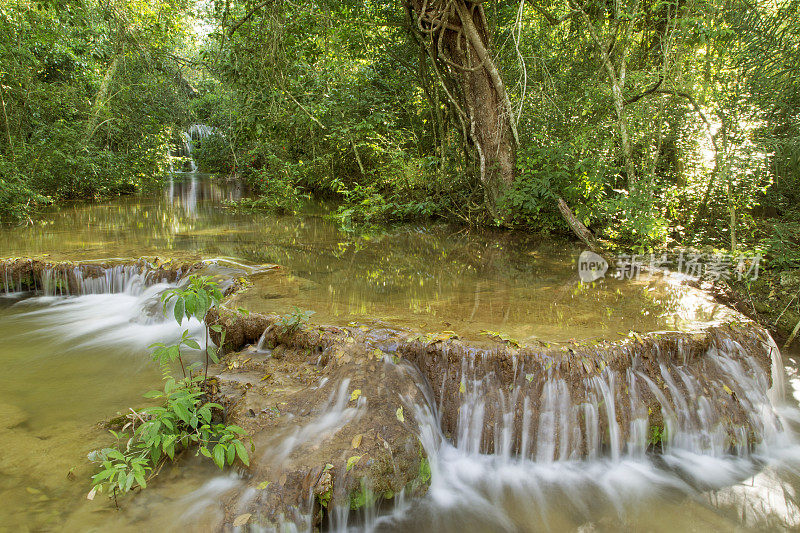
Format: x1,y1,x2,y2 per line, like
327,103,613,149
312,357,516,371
233,513,252,527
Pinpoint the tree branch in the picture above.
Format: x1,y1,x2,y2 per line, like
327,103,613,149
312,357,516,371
529,1,580,25
284,90,326,130
653,88,716,151
228,0,277,37
623,75,663,106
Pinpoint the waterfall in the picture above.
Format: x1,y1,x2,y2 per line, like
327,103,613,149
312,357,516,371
358,333,800,532
407,338,784,461
0,260,185,297
180,123,216,172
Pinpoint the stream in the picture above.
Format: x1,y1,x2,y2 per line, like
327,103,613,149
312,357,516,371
1,173,800,531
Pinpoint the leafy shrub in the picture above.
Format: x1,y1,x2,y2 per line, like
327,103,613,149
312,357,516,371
88,374,249,500
329,180,438,230
497,138,609,233
226,168,309,214
0,159,49,223
88,275,250,503
764,219,800,269
192,133,234,174
279,306,315,334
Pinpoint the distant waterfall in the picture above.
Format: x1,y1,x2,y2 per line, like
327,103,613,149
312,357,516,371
179,123,216,172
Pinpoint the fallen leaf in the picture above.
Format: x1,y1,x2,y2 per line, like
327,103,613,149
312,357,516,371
723,385,733,395
350,389,362,402
396,406,404,422
86,487,97,501
233,513,252,527
459,381,466,394
256,481,271,490
346,455,362,471
351,434,363,449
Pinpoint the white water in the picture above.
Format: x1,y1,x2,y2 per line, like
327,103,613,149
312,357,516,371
8,285,204,353
2,261,187,297
2,263,204,355
312,336,800,532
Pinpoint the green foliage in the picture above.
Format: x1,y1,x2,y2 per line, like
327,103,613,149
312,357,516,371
0,167,49,224
0,0,191,224
417,457,431,485
90,274,250,503
192,133,234,174
348,479,377,511
599,186,672,252
161,275,225,377
226,168,309,214
279,306,315,334
89,374,250,499
647,424,668,451
498,137,609,232
764,220,800,269
162,275,223,326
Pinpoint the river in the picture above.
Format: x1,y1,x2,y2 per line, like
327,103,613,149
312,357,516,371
1,173,799,531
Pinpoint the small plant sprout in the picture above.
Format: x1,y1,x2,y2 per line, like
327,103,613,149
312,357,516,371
161,275,224,380
279,306,315,334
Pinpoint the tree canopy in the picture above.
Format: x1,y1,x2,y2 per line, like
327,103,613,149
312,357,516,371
1,0,798,268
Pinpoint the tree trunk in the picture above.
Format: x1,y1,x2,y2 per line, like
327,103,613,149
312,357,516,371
407,0,516,217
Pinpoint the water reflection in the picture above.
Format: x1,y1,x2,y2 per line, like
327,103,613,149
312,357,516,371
1,175,732,342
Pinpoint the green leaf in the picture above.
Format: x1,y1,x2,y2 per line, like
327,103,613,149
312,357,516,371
124,471,135,492
133,470,146,489
346,455,362,471
183,338,201,350
207,345,219,363
173,402,191,424
184,294,196,318
173,298,185,325
234,440,249,466
213,444,226,469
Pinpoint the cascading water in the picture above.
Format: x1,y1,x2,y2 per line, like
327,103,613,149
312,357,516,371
1,260,187,297
180,123,215,173
237,324,800,532
1,260,205,351
359,334,800,532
